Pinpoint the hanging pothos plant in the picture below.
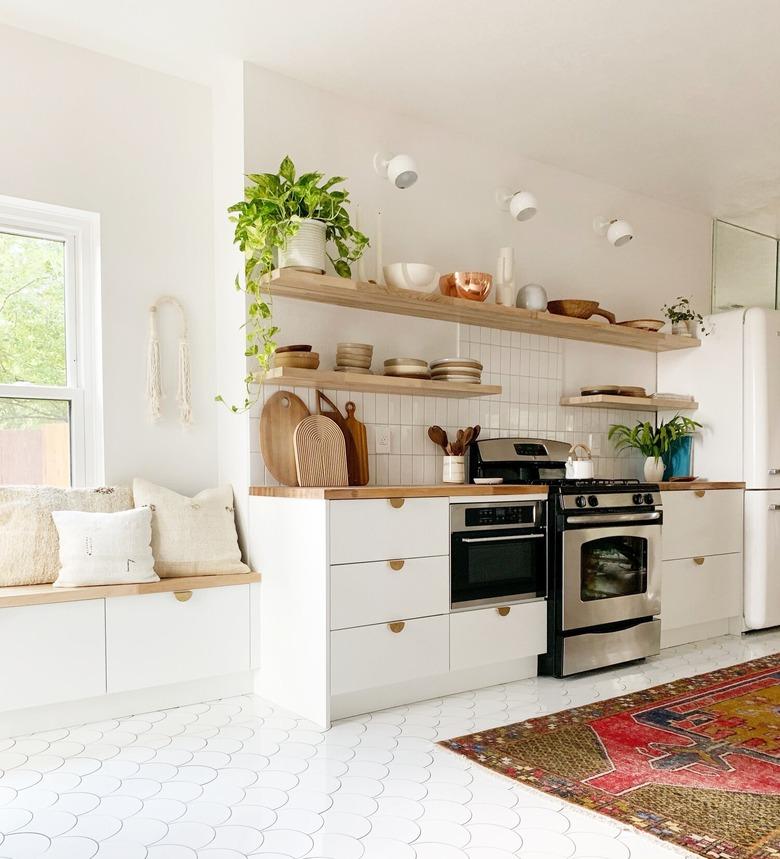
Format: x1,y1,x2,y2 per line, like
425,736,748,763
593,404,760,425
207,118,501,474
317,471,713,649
216,155,369,412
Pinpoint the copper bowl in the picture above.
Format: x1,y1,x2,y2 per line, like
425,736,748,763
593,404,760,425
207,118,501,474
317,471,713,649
439,272,493,302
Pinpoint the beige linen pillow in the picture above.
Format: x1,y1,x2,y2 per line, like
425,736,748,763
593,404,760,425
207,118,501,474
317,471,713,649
132,479,249,578
0,485,134,586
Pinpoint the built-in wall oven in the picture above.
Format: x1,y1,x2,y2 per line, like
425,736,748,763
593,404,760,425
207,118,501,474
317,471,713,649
450,500,547,609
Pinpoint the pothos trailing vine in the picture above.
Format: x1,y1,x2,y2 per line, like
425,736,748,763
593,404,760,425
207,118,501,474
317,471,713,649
216,156,369,412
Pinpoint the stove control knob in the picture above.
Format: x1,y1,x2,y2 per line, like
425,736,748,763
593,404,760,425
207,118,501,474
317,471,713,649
588,495,599,507
632,493,643,505
575,495,587,508
643,493,654,505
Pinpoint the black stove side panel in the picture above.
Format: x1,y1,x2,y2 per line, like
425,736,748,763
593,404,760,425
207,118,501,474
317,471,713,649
538,498,564,676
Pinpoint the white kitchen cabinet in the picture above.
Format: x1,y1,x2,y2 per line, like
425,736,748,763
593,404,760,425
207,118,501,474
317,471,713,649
106,586,251,693
450,601,547,671
330,555,449,630
662,554,742,631
330,615,449,695
661,490,743,560
0,600,105,712
329,497,449,564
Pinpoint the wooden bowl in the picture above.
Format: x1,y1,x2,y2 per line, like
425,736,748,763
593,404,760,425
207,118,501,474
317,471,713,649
275,344,313,354
618,319,665,332
548,300,616,323
272,351,320,370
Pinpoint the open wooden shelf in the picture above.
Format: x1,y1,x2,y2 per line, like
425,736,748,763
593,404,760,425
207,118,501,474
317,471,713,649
270,270,700,353
260,366,501,398
560,394,699,412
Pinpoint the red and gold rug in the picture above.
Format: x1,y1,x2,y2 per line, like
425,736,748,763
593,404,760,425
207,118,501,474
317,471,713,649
441,654,780,858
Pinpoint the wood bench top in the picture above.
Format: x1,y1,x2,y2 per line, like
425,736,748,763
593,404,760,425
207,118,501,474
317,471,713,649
0,572,261,609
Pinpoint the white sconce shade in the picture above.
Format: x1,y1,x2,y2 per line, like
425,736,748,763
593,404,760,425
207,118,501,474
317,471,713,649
373,152,418,189
496,188,538,221
594,216,635,247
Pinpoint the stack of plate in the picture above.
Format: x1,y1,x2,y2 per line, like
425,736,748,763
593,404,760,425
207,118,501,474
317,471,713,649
335,342,373,374
430,357,483,384
384,358,431,380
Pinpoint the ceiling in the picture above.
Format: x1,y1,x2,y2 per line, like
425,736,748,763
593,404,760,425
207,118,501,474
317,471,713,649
2,0,780,233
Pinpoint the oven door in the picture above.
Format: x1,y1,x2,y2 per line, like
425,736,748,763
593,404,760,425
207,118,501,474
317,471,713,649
562,522,661,631
451,530,546,609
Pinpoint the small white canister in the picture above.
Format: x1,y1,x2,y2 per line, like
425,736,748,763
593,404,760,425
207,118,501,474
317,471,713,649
443,455,465,484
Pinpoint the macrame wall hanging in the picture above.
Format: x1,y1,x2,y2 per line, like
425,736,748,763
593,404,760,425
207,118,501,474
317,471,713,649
146,296,192,425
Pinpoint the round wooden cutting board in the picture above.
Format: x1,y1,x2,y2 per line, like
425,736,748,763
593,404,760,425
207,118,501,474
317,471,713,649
260,391,310,486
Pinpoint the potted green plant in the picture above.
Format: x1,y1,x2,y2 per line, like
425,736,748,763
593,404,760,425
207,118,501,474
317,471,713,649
219,156,369,412
608,415,701,482
661,296,709,337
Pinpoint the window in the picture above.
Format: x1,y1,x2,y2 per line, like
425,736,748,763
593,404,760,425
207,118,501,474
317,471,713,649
0,196,102,487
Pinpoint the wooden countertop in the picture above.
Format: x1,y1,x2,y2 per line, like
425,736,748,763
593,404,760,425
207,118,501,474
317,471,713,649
657,481,745,491
250,485,549,499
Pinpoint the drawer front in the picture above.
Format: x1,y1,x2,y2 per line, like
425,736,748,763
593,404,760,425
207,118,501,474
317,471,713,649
662,554,742,631
0,600,105,712
330,615,449,695
450,600,547,672
329,498,449,565
662,490,743,560
106,585,250,693
331,556,449,630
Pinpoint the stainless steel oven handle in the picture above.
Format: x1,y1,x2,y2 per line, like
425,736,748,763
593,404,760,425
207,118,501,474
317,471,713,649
565,511,661,525
461,533,545,544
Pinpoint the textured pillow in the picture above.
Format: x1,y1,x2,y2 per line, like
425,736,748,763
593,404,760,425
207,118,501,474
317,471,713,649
132,479,249,578
52,508,159,588
0,485,134,586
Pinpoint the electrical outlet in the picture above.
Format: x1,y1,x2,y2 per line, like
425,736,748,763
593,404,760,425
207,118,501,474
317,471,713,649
375,424,391,453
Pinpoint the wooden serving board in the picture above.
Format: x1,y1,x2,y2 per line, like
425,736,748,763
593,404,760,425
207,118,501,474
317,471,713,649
294,415,349,487
345,401,369,486
316,390,359,484
259,391,310,486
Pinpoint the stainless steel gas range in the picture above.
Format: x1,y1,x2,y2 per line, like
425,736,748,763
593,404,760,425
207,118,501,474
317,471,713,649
466,437,663,677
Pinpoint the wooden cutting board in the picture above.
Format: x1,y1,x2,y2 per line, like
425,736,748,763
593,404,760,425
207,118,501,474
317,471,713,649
316,391,359,485
259,390,310,486
345,401,369,486
294,415,349,487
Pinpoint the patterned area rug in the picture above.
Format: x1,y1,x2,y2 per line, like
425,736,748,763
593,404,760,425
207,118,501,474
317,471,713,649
441,653,780,859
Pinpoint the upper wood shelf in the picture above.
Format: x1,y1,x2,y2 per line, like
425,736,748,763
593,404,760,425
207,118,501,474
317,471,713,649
560,394,699,412
270,270,700,353
260,367,501,398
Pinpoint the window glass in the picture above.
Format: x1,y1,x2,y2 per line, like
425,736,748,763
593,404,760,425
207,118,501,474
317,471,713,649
0,397,70,486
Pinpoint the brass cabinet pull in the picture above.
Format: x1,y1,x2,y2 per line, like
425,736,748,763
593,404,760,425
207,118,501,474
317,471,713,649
388,621,405,633
388,498,405,509
388,559,405,571
694,489,706,498
174,591,193,602
496,606,511,617
693,557,705,566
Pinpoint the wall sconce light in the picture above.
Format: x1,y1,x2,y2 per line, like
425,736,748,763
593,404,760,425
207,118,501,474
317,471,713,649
495,188,538,221
593,216,635,247
373,152,418,189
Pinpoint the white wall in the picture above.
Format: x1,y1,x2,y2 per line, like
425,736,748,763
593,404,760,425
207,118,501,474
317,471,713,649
242,63,712,485
0,25,216,494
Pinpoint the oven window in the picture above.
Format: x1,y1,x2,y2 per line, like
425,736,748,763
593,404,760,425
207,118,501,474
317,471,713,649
451,532,545,604
581,536,647,601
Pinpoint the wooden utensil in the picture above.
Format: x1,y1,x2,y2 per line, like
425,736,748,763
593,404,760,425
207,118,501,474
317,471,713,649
345,401,369,486
259,391,310,486
547,299,616,323
275,344,313,354
317,390,359,485
471,425,481,446
294,415,349,487
428,426,449,454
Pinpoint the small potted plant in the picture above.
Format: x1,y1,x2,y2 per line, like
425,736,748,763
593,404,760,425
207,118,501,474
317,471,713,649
661,296,709,337
608,415,701,482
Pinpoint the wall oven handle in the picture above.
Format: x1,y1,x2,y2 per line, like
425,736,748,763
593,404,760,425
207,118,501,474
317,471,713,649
565,511,661,525
461,533,545,543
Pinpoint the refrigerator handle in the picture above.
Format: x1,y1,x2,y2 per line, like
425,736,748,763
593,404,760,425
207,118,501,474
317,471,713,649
769,469,780,475
770,505,780,511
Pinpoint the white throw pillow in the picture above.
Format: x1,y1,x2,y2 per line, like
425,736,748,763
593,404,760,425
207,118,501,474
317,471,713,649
132,479,249,578
52,507,159,588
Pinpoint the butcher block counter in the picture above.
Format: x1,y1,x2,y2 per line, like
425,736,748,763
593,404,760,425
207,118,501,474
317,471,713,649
657,481,744,491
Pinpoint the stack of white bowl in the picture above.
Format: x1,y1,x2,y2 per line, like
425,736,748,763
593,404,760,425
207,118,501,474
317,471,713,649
335,343,373,374
429,357,483,384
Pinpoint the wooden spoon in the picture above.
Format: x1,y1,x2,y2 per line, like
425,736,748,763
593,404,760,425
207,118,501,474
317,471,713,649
460,427,474,452
453,429,466,456
471,425,481,446
428,425,449,454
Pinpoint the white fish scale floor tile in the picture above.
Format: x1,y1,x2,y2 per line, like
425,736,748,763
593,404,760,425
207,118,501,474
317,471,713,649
0,631,777,859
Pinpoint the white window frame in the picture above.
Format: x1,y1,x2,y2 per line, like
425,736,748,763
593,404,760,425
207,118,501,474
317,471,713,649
0,194,103,487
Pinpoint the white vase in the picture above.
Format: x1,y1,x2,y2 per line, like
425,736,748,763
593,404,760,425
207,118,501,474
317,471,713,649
643,456,665,482
277,218,327,273
672,320,693,337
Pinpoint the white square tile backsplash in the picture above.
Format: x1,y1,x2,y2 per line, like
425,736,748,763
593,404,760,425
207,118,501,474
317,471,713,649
251,324,645,486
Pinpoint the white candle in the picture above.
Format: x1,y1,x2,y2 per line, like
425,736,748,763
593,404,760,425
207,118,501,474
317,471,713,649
375,210,383,284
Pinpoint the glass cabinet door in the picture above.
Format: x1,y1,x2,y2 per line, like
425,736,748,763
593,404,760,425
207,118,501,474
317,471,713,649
580,536,648,602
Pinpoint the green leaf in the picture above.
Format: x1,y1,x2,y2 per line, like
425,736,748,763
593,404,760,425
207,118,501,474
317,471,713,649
279,155,296,184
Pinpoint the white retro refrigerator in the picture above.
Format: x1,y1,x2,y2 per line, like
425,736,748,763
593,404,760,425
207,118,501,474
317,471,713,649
658,307,780,630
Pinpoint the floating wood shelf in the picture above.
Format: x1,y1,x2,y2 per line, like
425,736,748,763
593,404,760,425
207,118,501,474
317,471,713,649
560,394,699,412
270,270,700,353
260,367,501,398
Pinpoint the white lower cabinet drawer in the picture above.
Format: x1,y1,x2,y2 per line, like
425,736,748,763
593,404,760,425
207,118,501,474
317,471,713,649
106,585,250,693
661,554,742,631
331,556,449,630
0,600,105,712
450,601,547,671
330,615,449,695
661,490,743,560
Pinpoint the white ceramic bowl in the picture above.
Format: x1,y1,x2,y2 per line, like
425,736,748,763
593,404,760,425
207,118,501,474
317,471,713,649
383,263,439,292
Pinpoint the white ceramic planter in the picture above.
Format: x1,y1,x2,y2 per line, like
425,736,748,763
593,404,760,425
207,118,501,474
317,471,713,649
278,218,327,273
643,456,665,482
442,456,465,484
